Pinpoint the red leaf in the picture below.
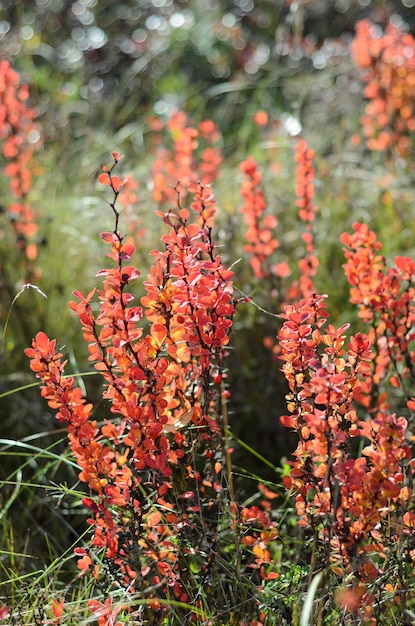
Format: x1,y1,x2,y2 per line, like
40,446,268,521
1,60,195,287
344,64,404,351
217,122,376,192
0,606,10,620
395,255,415,275
82,497,99,513
51,599,64,619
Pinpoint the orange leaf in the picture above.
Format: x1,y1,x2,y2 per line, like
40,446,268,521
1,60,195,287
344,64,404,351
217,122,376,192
25,243,38,260
162,407,195,433
253,110,269,126
151,322,167,346
111,175,122,192
253,544,271,561
120,243,135,259
100,231,116,242
258,483,279,499
147,511,162,528
98,172,110,185
214,461,222,474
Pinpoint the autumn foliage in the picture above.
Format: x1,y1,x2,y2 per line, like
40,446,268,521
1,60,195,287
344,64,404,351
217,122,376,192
24,140,415,623
6,13,415,625
151,112,222,205
239,155,279,279
25,154,280,624
0,59,41,264
351,19,415,157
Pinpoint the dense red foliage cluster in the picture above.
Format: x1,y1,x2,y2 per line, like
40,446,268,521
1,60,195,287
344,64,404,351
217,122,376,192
277,222,415,620
351,19,415,157
239,138,318,295
341,223,415,407
151,112,222,205
25,155,279,624
239,155,279,279
0,59,41,262
293,139,319,299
